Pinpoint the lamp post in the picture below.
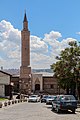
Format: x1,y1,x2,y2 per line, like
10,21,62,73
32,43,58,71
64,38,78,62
19,79,22,100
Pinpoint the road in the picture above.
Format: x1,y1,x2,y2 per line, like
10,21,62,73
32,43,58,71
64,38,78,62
0,102,80,120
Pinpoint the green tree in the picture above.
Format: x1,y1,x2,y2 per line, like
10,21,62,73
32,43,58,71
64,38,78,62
51,41,80,98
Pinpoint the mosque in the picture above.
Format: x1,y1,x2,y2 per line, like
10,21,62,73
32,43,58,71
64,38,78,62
0,13,65,97
18,12,64,95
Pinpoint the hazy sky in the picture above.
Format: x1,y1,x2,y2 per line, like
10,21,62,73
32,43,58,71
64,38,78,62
0,0,80,69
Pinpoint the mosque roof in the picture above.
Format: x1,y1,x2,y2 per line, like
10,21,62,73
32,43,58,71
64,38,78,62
32,72,54,77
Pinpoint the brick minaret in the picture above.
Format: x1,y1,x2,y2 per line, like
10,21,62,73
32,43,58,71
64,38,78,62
20,12,31,94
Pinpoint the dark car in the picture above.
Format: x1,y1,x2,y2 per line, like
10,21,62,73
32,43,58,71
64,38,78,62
52,95,77,113
41,95,49,103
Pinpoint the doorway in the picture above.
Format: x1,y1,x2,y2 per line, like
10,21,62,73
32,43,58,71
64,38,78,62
35,84,40,91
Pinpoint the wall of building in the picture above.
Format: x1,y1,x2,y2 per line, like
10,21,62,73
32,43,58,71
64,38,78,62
0,71,11,97
43,76,58,95
0,85,4,97
10,74,65,95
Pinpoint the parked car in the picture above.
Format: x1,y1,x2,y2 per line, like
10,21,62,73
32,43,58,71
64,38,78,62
46,96,56,105
28,95,40,102
52,95,77,113
41,95,49,103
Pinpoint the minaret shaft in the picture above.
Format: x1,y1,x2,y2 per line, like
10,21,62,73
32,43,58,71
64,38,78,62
20,12,31,78
21,30,30,67
20,13,31,94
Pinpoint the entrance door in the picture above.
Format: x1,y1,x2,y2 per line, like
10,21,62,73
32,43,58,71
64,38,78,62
35,84,40,91
5,85,12,99
5,85,10,96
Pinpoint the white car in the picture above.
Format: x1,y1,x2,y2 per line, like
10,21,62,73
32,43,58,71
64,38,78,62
46,96,56,105
28,95,40,102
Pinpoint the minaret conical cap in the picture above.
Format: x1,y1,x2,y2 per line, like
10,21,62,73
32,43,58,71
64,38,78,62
23,12,27,22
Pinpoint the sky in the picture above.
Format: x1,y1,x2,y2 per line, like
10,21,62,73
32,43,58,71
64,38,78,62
0,0,80,69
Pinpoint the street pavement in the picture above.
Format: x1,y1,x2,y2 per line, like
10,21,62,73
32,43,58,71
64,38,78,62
0,102,80,120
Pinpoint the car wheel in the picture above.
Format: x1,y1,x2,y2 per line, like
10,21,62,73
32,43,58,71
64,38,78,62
52,107,55,111
56,107,60,113
46,102,48,105
52,104,54,111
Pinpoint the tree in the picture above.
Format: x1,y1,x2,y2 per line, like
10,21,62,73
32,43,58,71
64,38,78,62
51,41,80,98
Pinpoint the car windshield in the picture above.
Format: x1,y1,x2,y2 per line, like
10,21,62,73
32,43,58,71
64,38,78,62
47,96,55,99
48,96,52,99
30,95,37,98
43,96,48,98
60,95,76,101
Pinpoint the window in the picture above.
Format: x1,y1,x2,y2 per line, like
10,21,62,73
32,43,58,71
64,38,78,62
50,84,54,89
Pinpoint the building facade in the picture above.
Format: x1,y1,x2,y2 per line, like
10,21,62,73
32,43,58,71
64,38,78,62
0,70,13,99
31,73,59,95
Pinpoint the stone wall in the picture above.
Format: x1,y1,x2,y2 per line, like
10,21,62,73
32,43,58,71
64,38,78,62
43,76,58,95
